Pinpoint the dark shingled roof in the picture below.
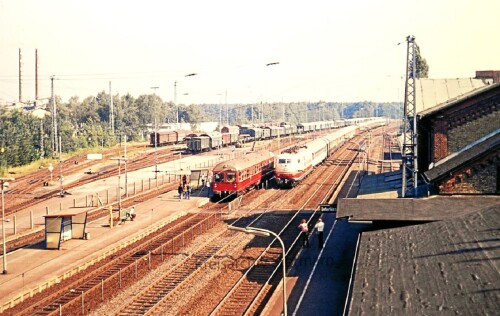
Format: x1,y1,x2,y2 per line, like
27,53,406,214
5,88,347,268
337,196,500,221
424,131,500,182
347,205,500,315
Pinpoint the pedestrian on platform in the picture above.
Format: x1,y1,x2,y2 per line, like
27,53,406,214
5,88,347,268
315,218,325,249
201,175,206,191
207,174,212,195
186,184,191,200
178,184,183,201
183,183,187,199
128,206,136,221
298,219,309,247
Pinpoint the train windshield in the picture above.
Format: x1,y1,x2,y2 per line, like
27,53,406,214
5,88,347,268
226,172,236,182
278,159,292,164
214,173,223,182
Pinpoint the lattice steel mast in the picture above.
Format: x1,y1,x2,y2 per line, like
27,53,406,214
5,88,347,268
402,35,418,197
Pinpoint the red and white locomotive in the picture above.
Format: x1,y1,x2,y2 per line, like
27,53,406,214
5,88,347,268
274,126,359,187
274,118,386,187
211,150,275,198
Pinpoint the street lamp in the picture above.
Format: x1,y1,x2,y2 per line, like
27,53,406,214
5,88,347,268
1,177,14,274
227,225,288,316
174,73,198,125
48,163,53,182
265,62,282,122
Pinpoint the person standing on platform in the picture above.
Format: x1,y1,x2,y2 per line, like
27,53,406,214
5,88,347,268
298,219,309,247
186,184,191,200
315,218,325,249
207,174,212,196
178,184,183,201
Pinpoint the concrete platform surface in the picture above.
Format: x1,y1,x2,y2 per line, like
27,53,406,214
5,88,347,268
0,188,208,310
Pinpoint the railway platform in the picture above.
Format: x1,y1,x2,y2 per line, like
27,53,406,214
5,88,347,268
262,213,368,316
0,181,211,311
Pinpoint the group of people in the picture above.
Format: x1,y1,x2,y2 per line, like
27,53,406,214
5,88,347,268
298,218,325,249
178,181,191,200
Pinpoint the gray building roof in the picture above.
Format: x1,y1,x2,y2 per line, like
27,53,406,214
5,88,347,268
415,78,490,114
337,195,500,221
347,205,500,315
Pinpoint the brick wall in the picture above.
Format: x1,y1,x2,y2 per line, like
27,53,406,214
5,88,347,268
476,70,500,84
447,111,500,153
432,120,448,161
438,159,499,194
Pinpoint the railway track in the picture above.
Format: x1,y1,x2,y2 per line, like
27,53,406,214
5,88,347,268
3,146,177,216
114,224,235,315
6,212,220,316
3,126,396,315
378,132,401,173
207,130,384,315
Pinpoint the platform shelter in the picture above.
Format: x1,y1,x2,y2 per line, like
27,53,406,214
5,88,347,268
43,210,88,249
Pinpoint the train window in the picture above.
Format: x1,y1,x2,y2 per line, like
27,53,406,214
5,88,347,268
227,172,236,183
214,173,223,182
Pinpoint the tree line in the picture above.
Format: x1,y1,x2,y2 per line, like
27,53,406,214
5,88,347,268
0,91,402,174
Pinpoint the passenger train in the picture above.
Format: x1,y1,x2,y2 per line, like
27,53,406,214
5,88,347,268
211,150,275,199
274,118,386,187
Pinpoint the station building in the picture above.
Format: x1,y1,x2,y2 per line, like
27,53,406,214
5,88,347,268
339,74,500,315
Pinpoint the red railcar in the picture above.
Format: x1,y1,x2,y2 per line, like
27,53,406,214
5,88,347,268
211,150,275,198
222,133,232,146
150,130,191,146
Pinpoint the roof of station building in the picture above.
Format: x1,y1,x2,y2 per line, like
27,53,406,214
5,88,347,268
415,78,492,114
347,205,500,315
337,195,500,221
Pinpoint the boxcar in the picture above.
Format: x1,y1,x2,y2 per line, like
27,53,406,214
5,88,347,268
265,126,280,138
247,127,264,140
202,131,223,149
150,130,191,146
187,136,210,152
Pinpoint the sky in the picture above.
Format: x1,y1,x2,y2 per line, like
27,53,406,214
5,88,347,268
1,0,499,105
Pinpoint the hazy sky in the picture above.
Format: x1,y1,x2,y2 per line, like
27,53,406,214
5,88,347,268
1,0,499,105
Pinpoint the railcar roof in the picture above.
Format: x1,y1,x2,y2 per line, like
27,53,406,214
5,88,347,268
213,150,274,172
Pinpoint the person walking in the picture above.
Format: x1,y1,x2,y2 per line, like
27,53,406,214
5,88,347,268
186,184,191,200
178,184,183,201
183,183,187,199
298,219,309,247
315,218,325,249
207,174,212,196
201,175,206,191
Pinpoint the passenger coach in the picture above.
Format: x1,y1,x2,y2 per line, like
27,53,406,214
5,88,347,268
211,150,275,198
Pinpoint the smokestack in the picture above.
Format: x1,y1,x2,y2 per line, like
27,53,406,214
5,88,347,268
36,49,39,101
19,48,22,102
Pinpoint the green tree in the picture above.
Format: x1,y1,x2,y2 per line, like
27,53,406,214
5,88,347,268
415,44,429,79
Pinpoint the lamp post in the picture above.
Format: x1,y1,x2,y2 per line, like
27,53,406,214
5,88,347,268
217,93,224,130
110,157,127,211
266,62,281,122
1,177,14,274
174,73,198,125
48,163,53,182
228,225,287,316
